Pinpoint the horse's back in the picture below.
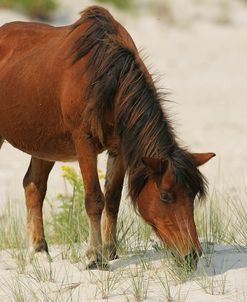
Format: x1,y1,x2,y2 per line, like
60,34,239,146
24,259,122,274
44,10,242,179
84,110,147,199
0,20,53,33
0,21,67,63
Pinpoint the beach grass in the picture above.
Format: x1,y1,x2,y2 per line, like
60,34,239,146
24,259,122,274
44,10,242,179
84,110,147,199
0,166,246,301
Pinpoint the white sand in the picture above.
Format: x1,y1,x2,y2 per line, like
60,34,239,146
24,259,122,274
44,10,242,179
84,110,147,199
0,0,247,301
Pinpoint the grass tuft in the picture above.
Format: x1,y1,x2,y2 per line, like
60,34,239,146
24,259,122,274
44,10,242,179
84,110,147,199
47,166,89,246
0,166,246,301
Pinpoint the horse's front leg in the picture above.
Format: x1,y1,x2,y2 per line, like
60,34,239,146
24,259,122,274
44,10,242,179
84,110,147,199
102,153,125,261
23,157,54,258
73,131,105,269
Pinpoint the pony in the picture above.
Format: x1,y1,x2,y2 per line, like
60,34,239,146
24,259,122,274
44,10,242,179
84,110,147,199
0,6,215,269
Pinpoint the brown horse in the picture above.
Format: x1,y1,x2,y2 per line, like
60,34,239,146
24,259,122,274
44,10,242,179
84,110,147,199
0,6,215,269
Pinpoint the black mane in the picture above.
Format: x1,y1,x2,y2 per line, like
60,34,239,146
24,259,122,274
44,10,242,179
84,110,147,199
71,6,207,205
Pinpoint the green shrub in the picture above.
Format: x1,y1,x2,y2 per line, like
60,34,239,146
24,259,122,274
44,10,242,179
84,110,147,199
0,0,57,20
48,166,89,245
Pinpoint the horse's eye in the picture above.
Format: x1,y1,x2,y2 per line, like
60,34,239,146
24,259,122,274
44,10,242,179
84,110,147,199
160,192,173,204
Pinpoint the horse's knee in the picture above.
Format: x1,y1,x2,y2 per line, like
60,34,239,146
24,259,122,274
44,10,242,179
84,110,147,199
105,190,121,202
23,159,53,193
24,178,46,200
105,190,121,216
23,166,47,196
24,181,37,195
105,204,119,217
85,192,105,217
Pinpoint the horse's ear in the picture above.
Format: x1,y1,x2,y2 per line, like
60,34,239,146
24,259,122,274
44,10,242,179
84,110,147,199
142,157,168,174
192,153,216,167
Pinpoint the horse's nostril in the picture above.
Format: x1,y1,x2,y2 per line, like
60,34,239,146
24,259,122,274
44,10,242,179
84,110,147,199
184,249,199,271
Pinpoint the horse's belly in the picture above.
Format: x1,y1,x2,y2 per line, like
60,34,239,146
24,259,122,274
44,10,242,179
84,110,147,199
0,106,77,162
4,132,77,162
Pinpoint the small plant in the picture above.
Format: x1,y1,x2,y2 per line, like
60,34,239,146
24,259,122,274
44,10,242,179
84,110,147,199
229,199,247,247
195,192,234,245
156,270,189,302
29,257,55,282
67,243,85,264
129,264,150,302
201,242,216,267
11,249,28,274
48,166,89,245
0,201,28,273
197,268,228,295
156,269,173,301
1,276,28,302
197,256,228,296
0,201,26,250
116,205,153,255
89,268,123,300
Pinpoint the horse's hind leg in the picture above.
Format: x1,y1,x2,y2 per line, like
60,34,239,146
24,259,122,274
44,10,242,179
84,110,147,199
102,153,125,261
23,157,54,257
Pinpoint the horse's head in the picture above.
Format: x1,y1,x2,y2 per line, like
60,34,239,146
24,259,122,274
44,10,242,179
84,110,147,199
138,152,215,269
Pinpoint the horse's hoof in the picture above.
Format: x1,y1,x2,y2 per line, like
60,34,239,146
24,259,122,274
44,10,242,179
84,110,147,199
110,253,119,260
103,245,119,261
29,249,52,263
111,251,119,260
86,260,109,270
